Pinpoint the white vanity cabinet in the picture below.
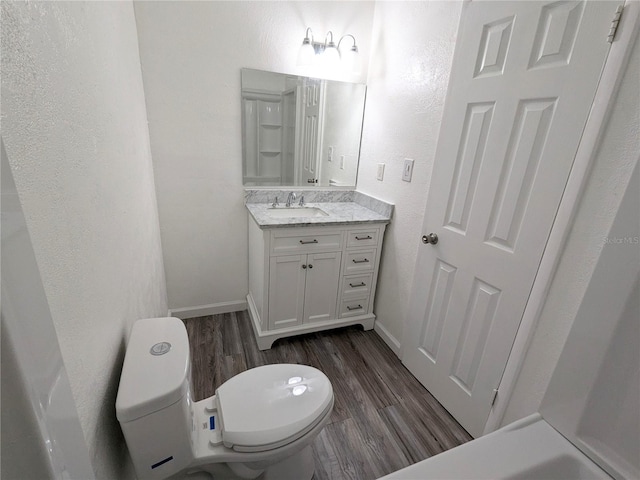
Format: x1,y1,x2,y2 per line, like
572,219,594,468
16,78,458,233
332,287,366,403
247,219,387,350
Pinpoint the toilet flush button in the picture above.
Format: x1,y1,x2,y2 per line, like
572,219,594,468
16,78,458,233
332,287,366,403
150,342,171,356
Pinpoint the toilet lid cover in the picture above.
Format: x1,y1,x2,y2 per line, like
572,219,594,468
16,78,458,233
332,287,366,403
216,364,333,449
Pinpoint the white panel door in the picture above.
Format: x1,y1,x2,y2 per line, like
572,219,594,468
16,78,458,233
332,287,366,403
403,0,620,437
282,89,297,185
297,79,325,185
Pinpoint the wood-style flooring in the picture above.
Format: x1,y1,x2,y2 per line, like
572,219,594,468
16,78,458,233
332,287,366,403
183,311,472,480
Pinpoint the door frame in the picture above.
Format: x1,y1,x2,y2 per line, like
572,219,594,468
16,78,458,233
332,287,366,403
483,1,640,434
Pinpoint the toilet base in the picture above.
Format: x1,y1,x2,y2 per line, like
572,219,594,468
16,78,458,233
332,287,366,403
262,445,314,480
189,445,315,480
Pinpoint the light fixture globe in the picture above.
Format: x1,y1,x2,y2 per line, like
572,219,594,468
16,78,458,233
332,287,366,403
297,28,315,67
341,44,361,74
322,41,340,67
320,31,341,69
297,38,315,67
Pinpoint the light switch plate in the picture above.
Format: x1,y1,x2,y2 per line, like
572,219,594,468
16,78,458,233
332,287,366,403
377,163,385,181
402,158,414,182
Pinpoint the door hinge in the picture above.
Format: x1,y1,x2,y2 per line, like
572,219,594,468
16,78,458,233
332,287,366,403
490,388,499,407
608,5,624,43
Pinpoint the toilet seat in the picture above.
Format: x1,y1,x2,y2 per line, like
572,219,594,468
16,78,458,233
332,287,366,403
215,364,333,452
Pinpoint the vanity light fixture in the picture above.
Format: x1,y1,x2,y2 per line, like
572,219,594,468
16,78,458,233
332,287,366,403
296,27,361,74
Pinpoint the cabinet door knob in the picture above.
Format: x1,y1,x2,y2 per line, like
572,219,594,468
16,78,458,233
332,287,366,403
302,264,307,269
308,264,313,269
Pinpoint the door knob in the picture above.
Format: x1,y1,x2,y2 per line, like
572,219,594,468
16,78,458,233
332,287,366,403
422,233,438,245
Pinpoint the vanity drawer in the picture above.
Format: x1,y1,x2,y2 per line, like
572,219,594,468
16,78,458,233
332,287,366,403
270,228,343,255
346,229,379,248
343,248,376,275
342,273,373,297
338,295,370,318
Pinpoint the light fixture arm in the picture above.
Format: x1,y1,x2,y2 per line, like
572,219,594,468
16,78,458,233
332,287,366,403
303,27,314,44
338,34,358,52
324,31,336,48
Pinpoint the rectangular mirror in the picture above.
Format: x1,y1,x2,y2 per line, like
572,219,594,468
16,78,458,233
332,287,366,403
241,68,366,187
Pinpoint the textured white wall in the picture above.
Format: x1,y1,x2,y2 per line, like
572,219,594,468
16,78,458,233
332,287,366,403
502,32,640,425
134,1,374,311
1,2,168,478
357,1,463,347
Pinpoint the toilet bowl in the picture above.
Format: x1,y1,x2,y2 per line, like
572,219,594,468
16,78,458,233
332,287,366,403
115,317,334,480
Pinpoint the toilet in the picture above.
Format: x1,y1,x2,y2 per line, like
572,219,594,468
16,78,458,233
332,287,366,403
115,317,334,480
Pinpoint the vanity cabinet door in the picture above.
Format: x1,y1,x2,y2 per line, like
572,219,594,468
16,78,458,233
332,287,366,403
268,255,306,330
303,252,342,325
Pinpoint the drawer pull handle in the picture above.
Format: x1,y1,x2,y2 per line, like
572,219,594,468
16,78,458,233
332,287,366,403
347,305,363,311
355,235,372,240
352,258,369,264
299,239,319,244
349,282,366,288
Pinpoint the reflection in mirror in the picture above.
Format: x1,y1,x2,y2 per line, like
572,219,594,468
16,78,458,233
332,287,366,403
241,68,366,187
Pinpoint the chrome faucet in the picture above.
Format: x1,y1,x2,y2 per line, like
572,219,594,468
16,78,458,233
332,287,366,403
286,192,296,207
272,196,279,208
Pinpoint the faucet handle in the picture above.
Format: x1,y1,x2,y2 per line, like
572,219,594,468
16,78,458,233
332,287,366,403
299,195,305,206
272,196,279,207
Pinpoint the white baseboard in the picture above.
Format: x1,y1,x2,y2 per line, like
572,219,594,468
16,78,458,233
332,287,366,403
374,320,401,357
168,300,248,320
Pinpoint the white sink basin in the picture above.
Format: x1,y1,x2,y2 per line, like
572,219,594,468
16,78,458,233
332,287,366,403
266,207,329,218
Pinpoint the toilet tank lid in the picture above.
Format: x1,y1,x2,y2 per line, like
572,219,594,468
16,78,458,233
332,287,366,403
116,317,190,423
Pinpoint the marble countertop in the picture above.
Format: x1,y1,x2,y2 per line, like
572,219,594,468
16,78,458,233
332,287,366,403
246,201,391,229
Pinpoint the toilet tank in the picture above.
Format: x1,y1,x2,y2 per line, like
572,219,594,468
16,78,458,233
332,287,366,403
116,317,194,480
